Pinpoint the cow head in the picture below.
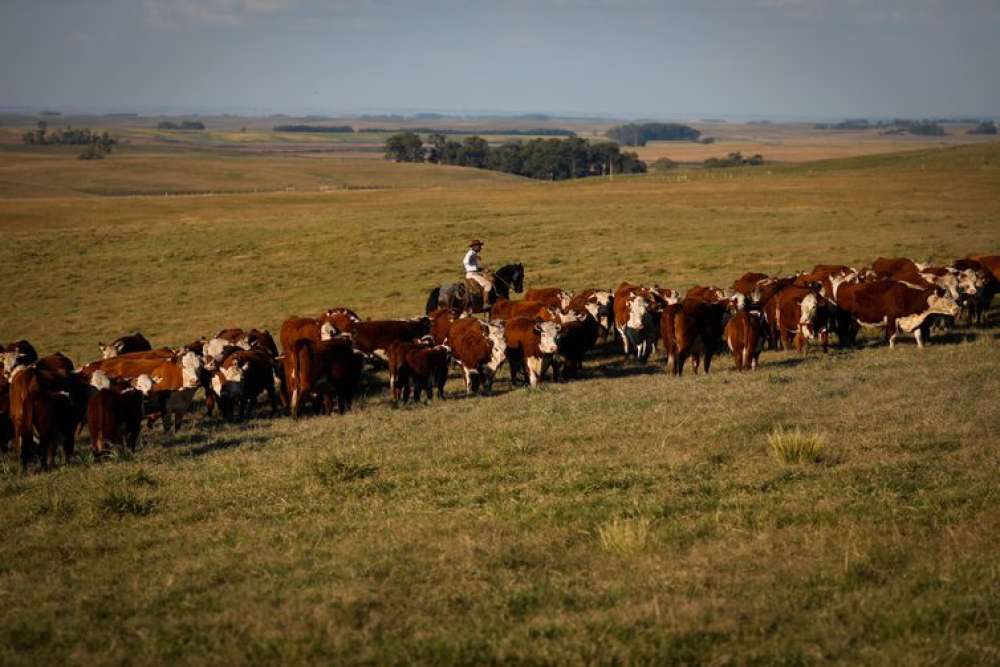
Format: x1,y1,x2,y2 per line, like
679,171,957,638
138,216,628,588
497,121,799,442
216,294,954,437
535,321,560,355
180,351,204,389
98,342,117,359
956,268,986,297
133,374,155,395
320,321,336,341
927,291,961,318
626,295,649,330
798,293,819,340
0,351,17,377
211,359,247,400
90,369,112,391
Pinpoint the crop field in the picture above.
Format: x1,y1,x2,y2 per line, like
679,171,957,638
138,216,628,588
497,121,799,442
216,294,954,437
1,139,999,663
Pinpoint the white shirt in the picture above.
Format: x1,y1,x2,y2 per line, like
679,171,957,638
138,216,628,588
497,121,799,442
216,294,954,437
463,248,482,273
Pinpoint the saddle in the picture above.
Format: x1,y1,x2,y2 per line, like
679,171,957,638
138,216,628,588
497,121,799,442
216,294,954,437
464,277,486,301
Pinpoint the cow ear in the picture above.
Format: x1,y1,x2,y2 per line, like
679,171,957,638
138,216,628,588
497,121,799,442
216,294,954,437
533,323,543,333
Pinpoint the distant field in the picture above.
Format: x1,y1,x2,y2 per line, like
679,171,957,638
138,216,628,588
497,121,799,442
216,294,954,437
1,140,999,663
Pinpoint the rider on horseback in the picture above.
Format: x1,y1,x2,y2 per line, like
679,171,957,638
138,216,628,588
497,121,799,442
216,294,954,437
463,239,494,301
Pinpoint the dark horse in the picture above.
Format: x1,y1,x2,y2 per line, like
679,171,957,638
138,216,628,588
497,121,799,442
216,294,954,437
425,263,524,315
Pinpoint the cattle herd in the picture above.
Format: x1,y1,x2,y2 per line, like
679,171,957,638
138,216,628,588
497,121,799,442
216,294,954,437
1,253,997,473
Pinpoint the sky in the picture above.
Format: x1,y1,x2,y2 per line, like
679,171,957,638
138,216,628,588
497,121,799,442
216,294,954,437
2,0,999,119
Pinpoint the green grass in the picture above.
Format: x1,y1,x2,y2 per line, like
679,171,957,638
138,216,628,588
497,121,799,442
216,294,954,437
0,142,999,663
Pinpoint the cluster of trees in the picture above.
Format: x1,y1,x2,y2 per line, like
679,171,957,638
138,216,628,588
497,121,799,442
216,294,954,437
703,152,764,168
904,120,945,136
273,124,353,133
384,132,646,181
360,127,575,136
606,122,701,146
21,121,117,159
157,120,205,130
967,121,997,135
814,119,871,131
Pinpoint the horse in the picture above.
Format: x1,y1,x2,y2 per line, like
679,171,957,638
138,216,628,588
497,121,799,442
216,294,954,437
425,263,524,315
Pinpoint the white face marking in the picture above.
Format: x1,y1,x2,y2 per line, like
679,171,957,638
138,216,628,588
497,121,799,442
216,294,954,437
180,351,203,389
133,374,154,395
203,338,228,364
627,296,648,330
90,370,111,390
320,322,336,341
537,322,560,354
487,322,507,372
100,344,117,360
798,293,818,339
558,290,572,311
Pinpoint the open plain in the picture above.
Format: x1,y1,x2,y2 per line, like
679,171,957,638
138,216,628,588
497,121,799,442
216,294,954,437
1,128,999,663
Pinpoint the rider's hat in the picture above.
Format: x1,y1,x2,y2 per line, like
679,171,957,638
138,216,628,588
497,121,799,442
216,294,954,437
469,239,484,248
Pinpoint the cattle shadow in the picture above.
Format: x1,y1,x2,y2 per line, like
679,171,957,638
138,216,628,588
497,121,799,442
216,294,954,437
183,434,270,458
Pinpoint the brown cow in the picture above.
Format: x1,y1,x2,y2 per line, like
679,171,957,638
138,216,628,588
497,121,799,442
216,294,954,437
490,298,561,323
98,332,153,360
504,317,560,387
7,366,79,471
524,288,573,311
388,341,450,403
86,371,151,456
279,316,323,354
351,318,432,360
84,351,204,432
0,374,12,452
613,283,661,361
731,272,771,297
836,280,961,348
568,289,615,336
767,285,830,352
553,310,600,380
954,257,997,325
872,257,922,277
660,299,727,376
725,310,766,371
428,308,456,345
320,307,363,335
448,319,506,395
283,338,364,417
969,255,1000,282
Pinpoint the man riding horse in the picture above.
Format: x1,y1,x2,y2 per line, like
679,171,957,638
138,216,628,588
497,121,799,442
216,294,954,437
425,240,524,315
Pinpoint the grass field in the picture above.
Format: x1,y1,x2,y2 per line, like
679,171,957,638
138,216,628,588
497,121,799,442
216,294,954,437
1,140,999,664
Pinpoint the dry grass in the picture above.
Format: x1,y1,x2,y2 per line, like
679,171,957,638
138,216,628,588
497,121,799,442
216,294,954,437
0,140,999,663
767,427,827,464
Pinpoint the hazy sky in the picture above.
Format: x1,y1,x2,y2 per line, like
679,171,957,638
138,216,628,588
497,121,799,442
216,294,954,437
2,0,999,118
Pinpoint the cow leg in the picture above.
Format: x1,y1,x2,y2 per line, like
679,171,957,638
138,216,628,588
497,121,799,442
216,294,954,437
913,326,925,349
704,350,714,374
525,357,542,387
731,347,742,371
886,319,898,348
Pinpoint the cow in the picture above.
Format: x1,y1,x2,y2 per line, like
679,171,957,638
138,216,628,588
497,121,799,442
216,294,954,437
7,364,83,471
613,283,661,361
872,257,922,277
86,371,152,456
0,373,12,452
685,285,732,303
320,307,363,335
725,309,766,371
489,298,561,323
953,258,997,325
552,310,600,380
835,280,961,348
969,255,1000,282
84,351,204,432
213,348,281,421
504,317,560,387
1,340,38,376
97,332,153,360
524,288,573,312
447,319,506,395
766,285,832,352
569,289,615,338
388,341,450,403
279,316,324,354
351,318,432,360
283,338,364,417
660,299,727,376
731,272,771,298
428,308,457,345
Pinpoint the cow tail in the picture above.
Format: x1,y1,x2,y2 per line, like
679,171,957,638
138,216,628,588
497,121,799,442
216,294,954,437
16,389,34,465
742,326,751,369
425,287,441,315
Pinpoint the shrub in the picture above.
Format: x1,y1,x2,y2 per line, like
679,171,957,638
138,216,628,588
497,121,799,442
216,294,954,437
652,157,679,171
767,427,826,464
597,517,653,555
967,121,997,135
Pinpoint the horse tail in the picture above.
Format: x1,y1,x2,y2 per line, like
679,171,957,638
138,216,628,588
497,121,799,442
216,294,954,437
425,287,441,315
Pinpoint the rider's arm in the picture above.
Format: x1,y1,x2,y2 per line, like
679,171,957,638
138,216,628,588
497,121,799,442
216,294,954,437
463,249,480,272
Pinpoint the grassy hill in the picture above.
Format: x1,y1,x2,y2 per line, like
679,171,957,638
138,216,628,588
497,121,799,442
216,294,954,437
1,142,999,664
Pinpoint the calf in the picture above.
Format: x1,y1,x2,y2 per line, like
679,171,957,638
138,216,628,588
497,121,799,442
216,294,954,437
7,366,79,471
388,341,450,403
86,371,151,456
504,317,560,387
725,310,766,371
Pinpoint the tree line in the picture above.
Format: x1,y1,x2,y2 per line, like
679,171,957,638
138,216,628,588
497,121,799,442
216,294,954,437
22,121,117,159
605,122,701,146
157,120,206,130
360,127,575,136
384,133,646,181
273,125,353,133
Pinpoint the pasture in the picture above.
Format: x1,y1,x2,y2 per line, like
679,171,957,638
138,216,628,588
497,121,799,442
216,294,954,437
1,140,999,664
